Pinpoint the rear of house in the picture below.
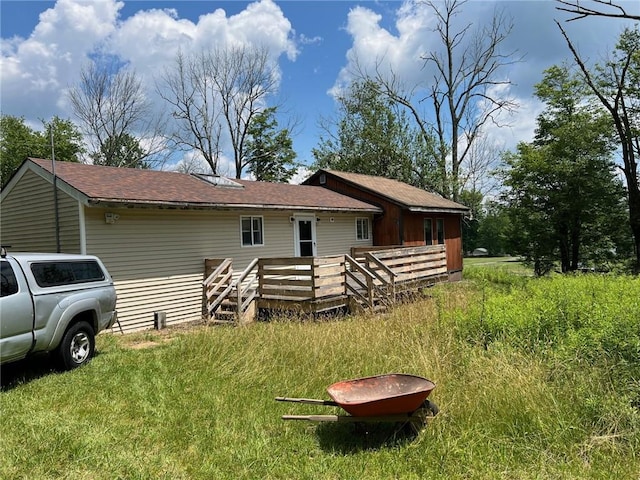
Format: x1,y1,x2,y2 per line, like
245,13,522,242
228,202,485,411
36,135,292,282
304,169,470,281
1,159,380,331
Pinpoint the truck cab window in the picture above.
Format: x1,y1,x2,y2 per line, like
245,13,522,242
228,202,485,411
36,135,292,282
1,261,19,297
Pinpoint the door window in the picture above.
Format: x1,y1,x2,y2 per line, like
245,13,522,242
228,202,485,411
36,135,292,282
297,219,314,257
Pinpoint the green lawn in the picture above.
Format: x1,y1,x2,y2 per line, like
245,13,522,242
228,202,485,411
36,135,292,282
1,271,639,479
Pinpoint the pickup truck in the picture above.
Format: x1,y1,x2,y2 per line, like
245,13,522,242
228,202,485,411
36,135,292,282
0,248,117,370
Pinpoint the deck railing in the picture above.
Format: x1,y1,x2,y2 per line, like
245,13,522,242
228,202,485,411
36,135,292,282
345,254,393,311
204,245,449,322
203,258,234,317
234,258,259,321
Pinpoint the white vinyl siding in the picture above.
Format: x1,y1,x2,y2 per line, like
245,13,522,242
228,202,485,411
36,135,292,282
315,213,373,256
0,170,81,253
84,208,306,331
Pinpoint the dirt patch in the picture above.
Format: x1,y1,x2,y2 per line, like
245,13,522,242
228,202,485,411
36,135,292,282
119,319,211,350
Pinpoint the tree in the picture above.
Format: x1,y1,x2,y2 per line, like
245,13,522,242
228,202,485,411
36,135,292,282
502,66,629,274
1,115,39,185
556,25,640,271
90,133,148,169
42,117,85,164
1,115,83,186
244,107,298,183
556,0,640,21
159,45,279,178
364,0,520,201
312,79,439,189
476,201,510,256
459,189,484,253
68,61,165,169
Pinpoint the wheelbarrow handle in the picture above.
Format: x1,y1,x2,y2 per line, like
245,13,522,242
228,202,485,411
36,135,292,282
275,396,339,406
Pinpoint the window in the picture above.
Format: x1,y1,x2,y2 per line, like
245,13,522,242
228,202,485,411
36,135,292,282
1,261,19,297
424,219,433,246
356,217,370,241
436,219,445,245
31,261,105,287
241,216,264,246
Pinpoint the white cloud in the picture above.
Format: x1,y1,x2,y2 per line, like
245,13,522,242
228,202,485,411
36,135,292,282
331,0,638,152
1,0,296,134
0,0,122,121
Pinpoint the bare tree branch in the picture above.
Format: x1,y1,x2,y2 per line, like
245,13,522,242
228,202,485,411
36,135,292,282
68,61,167,168
158,45,278,177
556,0,640,22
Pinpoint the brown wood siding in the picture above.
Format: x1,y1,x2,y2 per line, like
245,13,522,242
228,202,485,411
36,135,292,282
307,176,403,246
444,215,463,271
401,212,463,272
308,175,464,272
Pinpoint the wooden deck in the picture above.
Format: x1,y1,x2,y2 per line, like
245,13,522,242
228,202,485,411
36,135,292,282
203,244,449,323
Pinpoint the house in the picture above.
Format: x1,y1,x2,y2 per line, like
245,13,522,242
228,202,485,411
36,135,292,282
303,169,470,281
1,158,381,331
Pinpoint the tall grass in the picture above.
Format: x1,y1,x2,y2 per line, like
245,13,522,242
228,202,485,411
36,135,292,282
1,271,639,479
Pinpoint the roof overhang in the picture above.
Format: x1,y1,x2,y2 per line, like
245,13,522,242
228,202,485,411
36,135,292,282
86,198,382,214
407,206,470,215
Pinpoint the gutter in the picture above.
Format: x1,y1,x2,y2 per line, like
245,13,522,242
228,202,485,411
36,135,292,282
86,198,382,214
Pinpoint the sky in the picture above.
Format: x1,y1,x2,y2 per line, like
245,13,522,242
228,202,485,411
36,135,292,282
1,0,639,180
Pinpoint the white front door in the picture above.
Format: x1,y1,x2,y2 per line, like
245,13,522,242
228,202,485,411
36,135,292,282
294,216,317,257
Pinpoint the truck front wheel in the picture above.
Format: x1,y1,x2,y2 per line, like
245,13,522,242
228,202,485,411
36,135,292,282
57,321,95,370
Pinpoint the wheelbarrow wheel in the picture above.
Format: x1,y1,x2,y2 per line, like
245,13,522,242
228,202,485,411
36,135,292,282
422,399,439,416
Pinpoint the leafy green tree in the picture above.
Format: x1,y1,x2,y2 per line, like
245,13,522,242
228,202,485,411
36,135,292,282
312,79,439,190
502,65,629,274
559,27,640,272
1,115,38,185
1,115,83,186
460,189,484,253
476,201,510,256
42,116,85,163
244,107,298,183
91,133,149,169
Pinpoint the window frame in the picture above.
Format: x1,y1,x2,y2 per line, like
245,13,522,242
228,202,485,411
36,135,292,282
436,218,445,245
1,261,19,297
355,217,371,241
424,218,433,246
30,261,105,288
240,215,265,247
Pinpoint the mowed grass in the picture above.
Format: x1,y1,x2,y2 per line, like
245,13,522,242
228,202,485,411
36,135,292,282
1,271,639,479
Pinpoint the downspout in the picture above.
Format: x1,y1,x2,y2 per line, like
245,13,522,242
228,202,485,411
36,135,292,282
51,128,60,253
78,201,87,255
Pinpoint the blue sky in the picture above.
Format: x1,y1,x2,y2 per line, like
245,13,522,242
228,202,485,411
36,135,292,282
1,0,638,180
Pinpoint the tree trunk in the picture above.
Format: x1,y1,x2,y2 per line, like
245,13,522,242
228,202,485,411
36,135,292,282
629,187,640,273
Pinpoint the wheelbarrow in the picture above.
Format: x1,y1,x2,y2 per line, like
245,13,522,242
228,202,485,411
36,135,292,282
276,373,439,425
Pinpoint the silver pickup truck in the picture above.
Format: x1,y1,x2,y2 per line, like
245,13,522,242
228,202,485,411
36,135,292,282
1,249,117,370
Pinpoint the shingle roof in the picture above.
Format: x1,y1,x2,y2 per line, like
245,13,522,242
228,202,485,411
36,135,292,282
28,159,381,213
307,169,469,212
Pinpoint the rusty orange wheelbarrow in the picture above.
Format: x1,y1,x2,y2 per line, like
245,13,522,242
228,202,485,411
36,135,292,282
276,373,439,424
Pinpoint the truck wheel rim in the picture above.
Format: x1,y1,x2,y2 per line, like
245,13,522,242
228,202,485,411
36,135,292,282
70,332,91,363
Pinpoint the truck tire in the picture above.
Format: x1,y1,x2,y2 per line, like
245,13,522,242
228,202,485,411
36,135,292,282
57,321,95,370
